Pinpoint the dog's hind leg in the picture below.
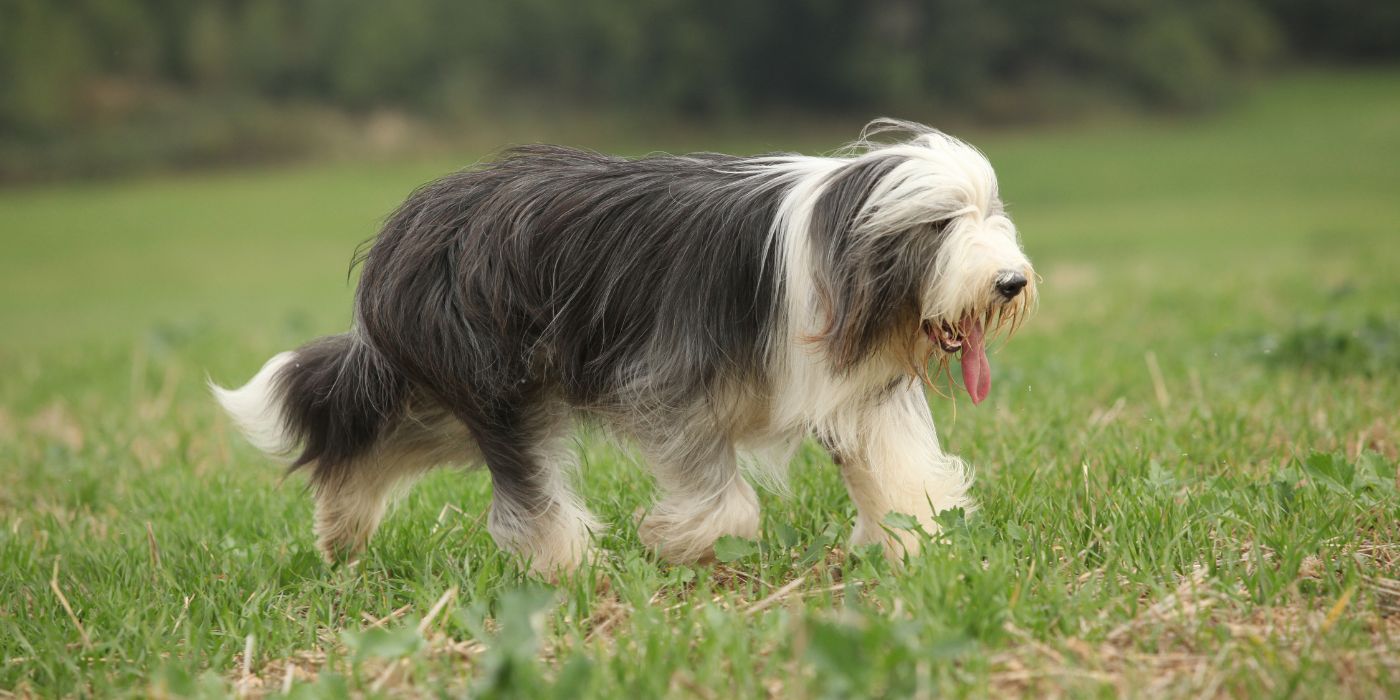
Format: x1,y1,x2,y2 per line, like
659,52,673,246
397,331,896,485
467,401,599,577
312,406,473,562
637,430,760,564
313,461,411,563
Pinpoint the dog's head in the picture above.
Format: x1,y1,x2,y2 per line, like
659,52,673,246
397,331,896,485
808,120,1035,404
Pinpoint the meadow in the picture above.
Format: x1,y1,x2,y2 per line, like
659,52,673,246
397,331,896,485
2,70,1398,698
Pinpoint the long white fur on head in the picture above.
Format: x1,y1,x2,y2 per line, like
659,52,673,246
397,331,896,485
851,133,1030,324
765,127,1034,434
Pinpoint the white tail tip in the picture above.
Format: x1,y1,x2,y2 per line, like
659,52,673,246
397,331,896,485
210,351,298,459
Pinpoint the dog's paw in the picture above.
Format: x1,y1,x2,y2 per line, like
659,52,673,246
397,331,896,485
524,542,599,581
850,514,941,563
639,497,760,564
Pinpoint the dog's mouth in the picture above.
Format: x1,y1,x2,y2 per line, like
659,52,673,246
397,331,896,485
917,280,1032,406
924,319,964,353
922,315,991,405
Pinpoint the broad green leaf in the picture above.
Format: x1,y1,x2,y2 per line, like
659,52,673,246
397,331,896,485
713,535,759,562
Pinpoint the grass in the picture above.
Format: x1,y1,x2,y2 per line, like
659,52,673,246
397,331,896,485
2,69,1399,698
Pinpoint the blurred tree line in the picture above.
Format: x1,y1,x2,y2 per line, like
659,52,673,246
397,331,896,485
1,0,1396,176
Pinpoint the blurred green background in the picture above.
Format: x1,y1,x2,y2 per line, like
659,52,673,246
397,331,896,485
2,0,1398,181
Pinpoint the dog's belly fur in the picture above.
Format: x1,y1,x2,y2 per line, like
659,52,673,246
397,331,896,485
212,123,1034,575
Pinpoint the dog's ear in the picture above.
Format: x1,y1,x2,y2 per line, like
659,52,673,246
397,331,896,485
810,156,938,370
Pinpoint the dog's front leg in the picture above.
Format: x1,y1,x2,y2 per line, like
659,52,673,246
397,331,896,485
828,383,974,559
637,431,760,564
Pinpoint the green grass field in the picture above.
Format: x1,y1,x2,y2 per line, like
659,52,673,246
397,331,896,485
2,70,1398,698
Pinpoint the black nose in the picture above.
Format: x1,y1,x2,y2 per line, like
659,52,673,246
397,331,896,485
995,270,1027,299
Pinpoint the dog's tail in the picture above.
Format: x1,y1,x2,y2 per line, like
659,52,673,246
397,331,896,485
211,333,409,481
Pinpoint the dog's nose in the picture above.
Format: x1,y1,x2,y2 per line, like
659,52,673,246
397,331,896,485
995,270,1027,300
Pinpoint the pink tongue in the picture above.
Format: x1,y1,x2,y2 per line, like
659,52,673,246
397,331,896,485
959,319,991,405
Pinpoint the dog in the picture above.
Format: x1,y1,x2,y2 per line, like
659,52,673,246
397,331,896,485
212,120,1034,575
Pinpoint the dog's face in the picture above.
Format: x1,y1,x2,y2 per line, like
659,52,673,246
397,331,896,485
811,126,1034,403
917,197,1034,404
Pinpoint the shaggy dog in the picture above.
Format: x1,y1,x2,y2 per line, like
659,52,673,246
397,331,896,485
212,120,1034,574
